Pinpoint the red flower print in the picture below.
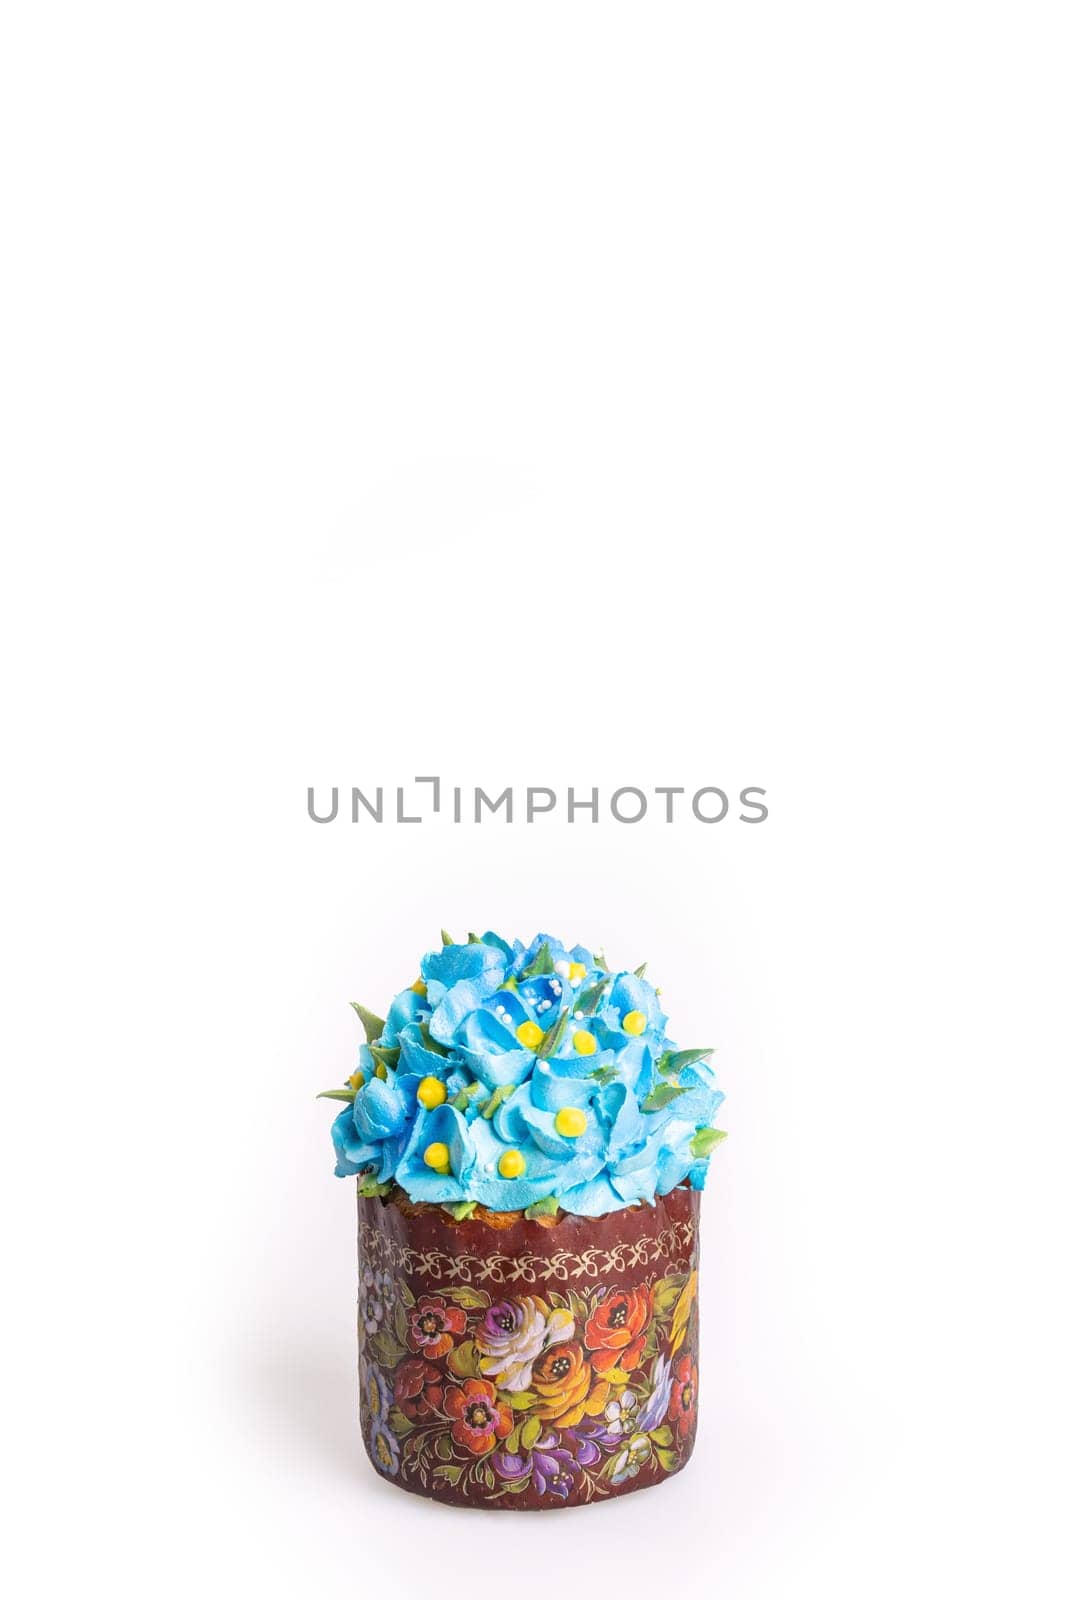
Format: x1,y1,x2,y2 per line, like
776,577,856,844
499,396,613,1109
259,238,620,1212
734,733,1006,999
441,1377,514,1456
406,1295,466,1359
668,1354,698,1438
584,1285,653,1374
394,1356,445,1422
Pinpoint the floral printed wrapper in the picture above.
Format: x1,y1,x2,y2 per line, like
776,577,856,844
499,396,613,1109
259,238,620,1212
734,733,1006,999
356,1184,700,1509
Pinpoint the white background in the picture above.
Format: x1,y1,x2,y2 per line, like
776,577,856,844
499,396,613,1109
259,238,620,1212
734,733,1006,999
2,3,1065,1597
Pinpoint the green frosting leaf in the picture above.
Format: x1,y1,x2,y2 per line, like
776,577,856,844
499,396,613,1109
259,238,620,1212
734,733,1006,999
633,961,648,979
418,1023,450,1058
358,1174,393,1197
641,1083,694,1112
521,940,556,978
657,1047,715,1075
450,1083,487,1114
574,975,610,1016
535,1006,571,1059
691,1126,728,1158
466,931,483,944
350,1001,385,1041
369,1043,401,1071
440,928,454,945
590,1064,619,1084
481,1083,516,1119
524,1195,560,1220
316,1088,355,1102
446,1201,479,1221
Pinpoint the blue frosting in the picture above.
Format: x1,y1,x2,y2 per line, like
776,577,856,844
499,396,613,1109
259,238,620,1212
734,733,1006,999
326,932,725,1218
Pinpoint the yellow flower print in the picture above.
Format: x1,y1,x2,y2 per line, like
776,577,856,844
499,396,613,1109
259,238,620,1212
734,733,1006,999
669,1271,697,1355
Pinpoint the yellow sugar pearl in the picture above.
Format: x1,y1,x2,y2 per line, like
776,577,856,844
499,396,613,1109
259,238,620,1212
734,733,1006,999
568,962,587,983
622,1010,647,1036
374,1062,388,1080
498,1148,526,1179
417,1076,447,1109
516,1020,545,1050
423,1141,451,1173
554,1106,587,1138
348,1071,365,1091
412,978,428,997
572,1029,597,1056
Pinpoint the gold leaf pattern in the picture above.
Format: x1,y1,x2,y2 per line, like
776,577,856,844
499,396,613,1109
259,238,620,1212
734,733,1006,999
358,1218,695,1284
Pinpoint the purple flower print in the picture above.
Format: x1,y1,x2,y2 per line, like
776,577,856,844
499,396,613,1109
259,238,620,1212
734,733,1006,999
360,1266,387,1338
493,1448,530,1482
369,1419,400,1476
360,1359,393,1424
530,1441,581,1499
637,1354,672,1431
563,1419,610,1465
493,1427,604,1500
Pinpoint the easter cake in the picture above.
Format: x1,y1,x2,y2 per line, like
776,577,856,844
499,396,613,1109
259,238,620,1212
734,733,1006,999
319,931,726,1508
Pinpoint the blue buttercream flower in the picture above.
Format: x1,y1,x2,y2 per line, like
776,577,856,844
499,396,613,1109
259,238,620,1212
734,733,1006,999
493,1081,606,1163
510,934,601,982
599,972,668,1046
331,1069,420,1183
331,1108,376,1178
454,1004,535,1089
394,1103,477,1203
320,932,726,1216
394,1021,458,1078
453,977,571,1087
461,1116,600,1211
352,1076,408,1142
422,940,508,990
380,987,431,1047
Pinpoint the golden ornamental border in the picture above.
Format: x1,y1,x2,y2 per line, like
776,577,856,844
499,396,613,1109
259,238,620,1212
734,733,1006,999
358,1217,696,1284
